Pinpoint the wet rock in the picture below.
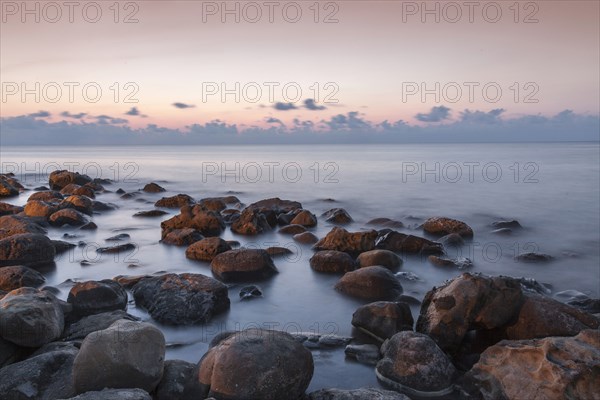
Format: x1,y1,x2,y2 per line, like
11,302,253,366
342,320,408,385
376,331,457,397
277,209,300,226
335,266,403,301
59,388,152,400
143,182,166,193
367,218,404,229
344,344,380,365
49,208,88,226
161,205,224,237
428,255,473,269
155,194,194,208
293,231,319,244
516,276,552,295
105,233,130,241
153,359,202,400
322,208,353,224
314,227,378,255
491,220,522,229
438,233,465,247
61,195,94,215
80,222,97,231
352,301,414,341
309,250,356,273
62,184,95,198
0,201,23,216
198,197,227,212
0,348,78,399
461,330,600,400
0,233,56,267
491,228,512,235
308,388,410,400
395,272,421,282
67,280,128,317
0,177,19,197
24,199,59,218
197,328,313,400
49,170,92,190
96,243,136,254
160,228,204,246
416,273,523,353
73,320,165,394
185,237,232,262
266,246,293,257
503,294,599,340
64,310,140,340
247,197,303,214
0,265,45,291
92,200,116,212
53,239,76,254
133,209,168,217
514,252,554,263
357,249,402,270
210,249,278,282
132,273,230,325
555,289,589,301
0,336,24,367
0,287,64,347
290,209,318,227
568,298,600,314
0,215,47,240
239,285,263,300
423,217,473,238
231,207,272,235
375,230,444,255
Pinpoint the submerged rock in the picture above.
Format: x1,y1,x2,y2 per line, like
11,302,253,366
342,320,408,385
375,230,444,255
491,220,522,229
422,217,473,238
185,237,231,262
210,249,278,282
239,285,263,300
310,250,356,273
133,209,168,218
308,388,410,400
428,255,473,269
352,301,414,341
143,182,166,193
335,266,403,301
344,344,380,365
160,228,204,246
314,227,378,255
357,249,402,270
322,208,353,224
514,252,554,263
367,218,404,229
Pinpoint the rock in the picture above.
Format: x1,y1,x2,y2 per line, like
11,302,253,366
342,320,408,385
0,348,78,399
133,209,168,217
290,332,353,349
231,207,272,235
114,274,152,289
80,222,97,231
266,246,293,257
143,182,166,193
293,231,319,244
344,344,380,365
0,201,23,216
0,215,47,240
62,184,95,198
155,194,194,208
322,208,353,224
491,228,512,235
59,388,152,400
53,240,76,254
308,388,410,400
185,237,232,262
439,233,465,247
376,331,457,397
197,329,313,400
491,220,522,229
28,190,64,202
0,336,24,367
49,208,88,226
309,250,356,273
92,201,116,212
49,170,92,190
461,330,600,400
61,195,94,215
239,285,263,300
352,301,414,341
375,230,444,255
105,233,130,241
367,218,404,229
0,265,45,291
153,360,202,400
314,227,378,255
428,255,473,269
161,228,204,246
64,310,140,340
24,200,59,218
73,320,165,394
416,273,524,353
210,249,278,282
161,205,224,237
503,294,599,340
67,280,128,317
247,197,302,214
0,287,64,347
96,243,136,254
357,249,402,270
568,298,600,314
395,272,421,283
0,233,56,267
278,224,308,234
132,273,229,325
290,210,318,227
423,217,473,238
514,252,554,263
0,177,19,197
335,266,403,301
198,197,228,212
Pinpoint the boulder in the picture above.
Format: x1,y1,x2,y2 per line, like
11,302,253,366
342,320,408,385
59,388,152,400
375,231,444,255
0,215,47,240
61,195,94,215
309,250,356,273
160,228,204,246
161,205,224,237
0,201,23,216
231,208,272,235
24,200,60,218
491,220,522,229
0,265,45,291
422,217,473,238
210,249,278,282
357,249,402,270
28,190,63,202
67,280,128,317
132,273,229,325
155,194,194,208
198,197,228,212
49,170,92,190
308,388,410,400
73,320,165,394
64,310,140,340
514,252,554,263
314,227,378,255
197,329,313,400
247,197,302,214
49,208,88,226
376,331,457,397
335,266,403,301
133,209,168,218
344,344,381,365
0,287,64,347
428,255,473,269
186,237,232,262
352,301,414,341
367,218,404,229
0,233,56,267
153,359,202,400
278,224,307,234
0,178,19,197
322,208,353,224
293,232,319,244
143,182,166,193
290,210,318,227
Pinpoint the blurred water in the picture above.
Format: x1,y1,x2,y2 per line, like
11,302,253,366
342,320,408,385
1,142,599,391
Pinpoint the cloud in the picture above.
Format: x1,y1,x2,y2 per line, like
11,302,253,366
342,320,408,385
266,117,285,126
415,106,451,122
459,108,505,124
323,111,369,130
61,111,87,119
94,115,128,125
273,102,297,111
27,111,51,118
125,107,140,116
304,99,326,111
172,102,195,109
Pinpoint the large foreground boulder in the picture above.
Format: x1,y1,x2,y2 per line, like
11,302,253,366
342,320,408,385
64,310,139,341
308,388,410,399
59,388,152,400
132,273,230,325
197,329,313,400
210,249,278,282
335,266,403,301
0,215,47,240
0,233,55,267
73,320,165,394
314,227,378,255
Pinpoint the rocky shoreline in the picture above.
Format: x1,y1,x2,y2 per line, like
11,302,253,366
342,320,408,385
0,170,599,399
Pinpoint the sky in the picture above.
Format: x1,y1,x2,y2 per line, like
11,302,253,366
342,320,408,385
1,0,599,144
